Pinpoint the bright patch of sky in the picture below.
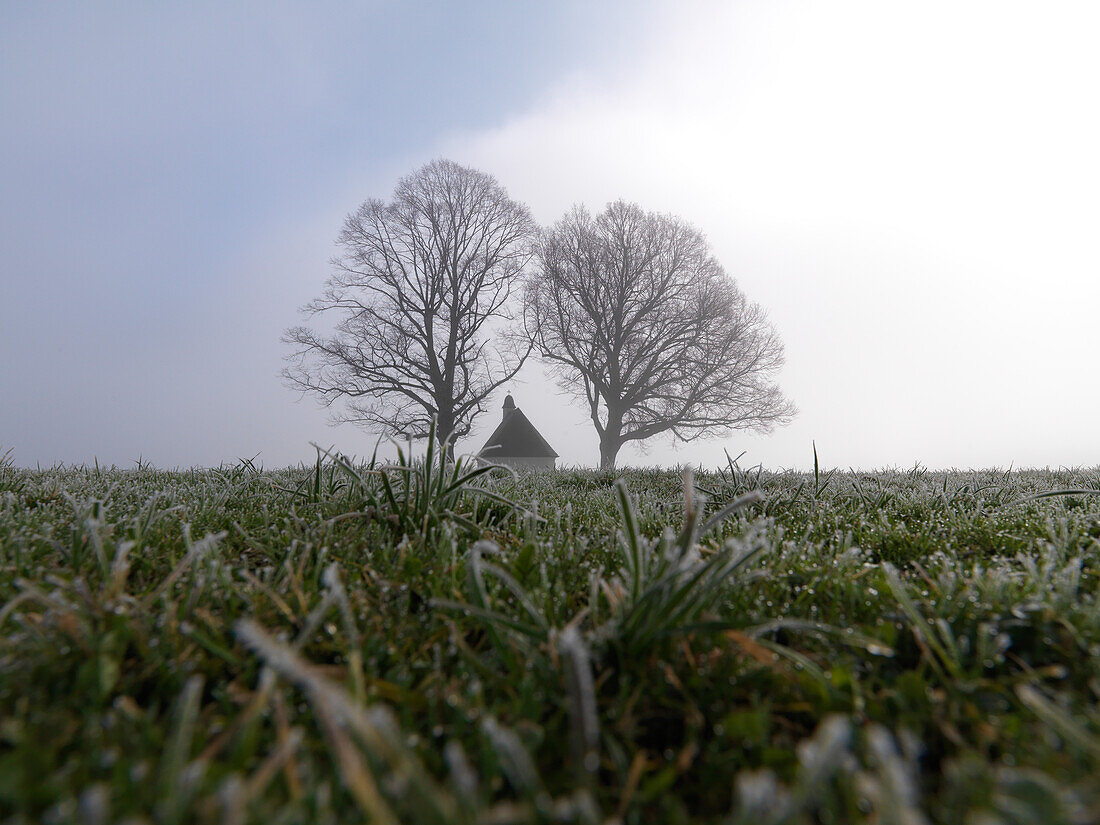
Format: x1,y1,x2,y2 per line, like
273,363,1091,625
3,1,1098,470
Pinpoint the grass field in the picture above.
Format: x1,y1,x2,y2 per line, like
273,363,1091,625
1,441,1099,824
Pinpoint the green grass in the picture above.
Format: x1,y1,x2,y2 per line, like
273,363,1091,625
1,443,1099,823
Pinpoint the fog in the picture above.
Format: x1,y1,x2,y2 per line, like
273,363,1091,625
3,1,1098,471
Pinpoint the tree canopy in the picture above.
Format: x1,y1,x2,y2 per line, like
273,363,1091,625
283,159,534,443
523,200,794,468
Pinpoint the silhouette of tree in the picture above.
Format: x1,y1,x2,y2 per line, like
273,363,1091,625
284,160,534,443
523,200,794,469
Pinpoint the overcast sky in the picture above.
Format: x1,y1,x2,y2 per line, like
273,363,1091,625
3,1,1099,471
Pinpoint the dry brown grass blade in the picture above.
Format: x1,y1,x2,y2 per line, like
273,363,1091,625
615,750,650,822
234,618,458,822
235,619,399,822
273,689,305,801
313,695,399,825
726,629,784,668
244,726,304,801
198,668,277,763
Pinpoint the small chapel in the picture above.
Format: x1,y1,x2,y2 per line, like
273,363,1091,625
478,395,558,470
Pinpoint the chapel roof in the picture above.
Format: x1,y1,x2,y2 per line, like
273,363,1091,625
479,398,558,459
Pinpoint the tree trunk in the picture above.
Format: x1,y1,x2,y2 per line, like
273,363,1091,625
599,409,623,470
599,434,621,470
436,409,456,446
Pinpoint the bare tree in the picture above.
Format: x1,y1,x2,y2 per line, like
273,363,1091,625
283,159,534,443
523,201,795,469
